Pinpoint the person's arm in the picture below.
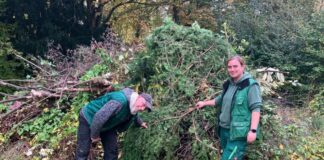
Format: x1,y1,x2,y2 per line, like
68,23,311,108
134,115,147,128
195,99,216,109
90,100,122,139
247,84,262,143
247,111,260,143
195,94,221,109
250,111,260,130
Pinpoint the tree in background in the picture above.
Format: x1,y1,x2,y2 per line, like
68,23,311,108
213,0,314,67
212,0,323,101
105,0,216,44
1,0,103,55
0,0,218,55
0,0,29,94
297,12,324,84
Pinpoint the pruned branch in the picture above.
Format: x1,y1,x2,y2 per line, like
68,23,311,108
0,92,16,97
0,96,31,104
0,80,30,90
0,28,127,138
152,107,197,125
12,52,51,76
1,79,38,83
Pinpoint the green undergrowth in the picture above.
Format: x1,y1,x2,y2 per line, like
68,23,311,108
246,100,324,160
17,108,65,145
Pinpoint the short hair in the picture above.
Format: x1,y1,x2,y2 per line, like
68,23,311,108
226,55,245,66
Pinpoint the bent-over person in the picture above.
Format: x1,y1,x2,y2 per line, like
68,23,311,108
75,87,153,160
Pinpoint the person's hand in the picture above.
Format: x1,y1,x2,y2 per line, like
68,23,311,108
195,101,205,109
247,131,257,143
91,137,101,143
141,122,148,129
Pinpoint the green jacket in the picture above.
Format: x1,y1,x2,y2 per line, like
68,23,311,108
218,77,261,140
83,91,134,132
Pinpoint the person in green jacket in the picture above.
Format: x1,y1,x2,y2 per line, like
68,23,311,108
195,55,262,160
75,88,153,160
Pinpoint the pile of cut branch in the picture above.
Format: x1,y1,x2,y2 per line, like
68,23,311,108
0,29,129,133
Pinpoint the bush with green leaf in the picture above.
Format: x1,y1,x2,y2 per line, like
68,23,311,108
246,100,324,160
309,88,324,131
309,88,324,114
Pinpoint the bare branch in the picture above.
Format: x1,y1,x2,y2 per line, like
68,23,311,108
1,79,38,83
12,52,51,76
0,92,16,97
152,107,197,125
0,96,31,104
0,80,29,90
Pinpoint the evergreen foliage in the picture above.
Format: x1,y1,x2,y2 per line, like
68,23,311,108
123,18,234,159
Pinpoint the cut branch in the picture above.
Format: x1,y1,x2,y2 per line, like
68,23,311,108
0,96,31,104
12,52,51,75
0,80,30,90
152,107,197,125
1,79,38,83
0,92,15,97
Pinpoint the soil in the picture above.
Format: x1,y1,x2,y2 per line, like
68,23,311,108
0,140,30,160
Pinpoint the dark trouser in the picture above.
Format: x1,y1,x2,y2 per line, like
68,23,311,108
75,112,91,160
75,112,118,160
100,129,118,160
220,127,247,160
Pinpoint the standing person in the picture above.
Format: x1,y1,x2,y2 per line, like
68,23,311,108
75,87,153,160
195,55,262,160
